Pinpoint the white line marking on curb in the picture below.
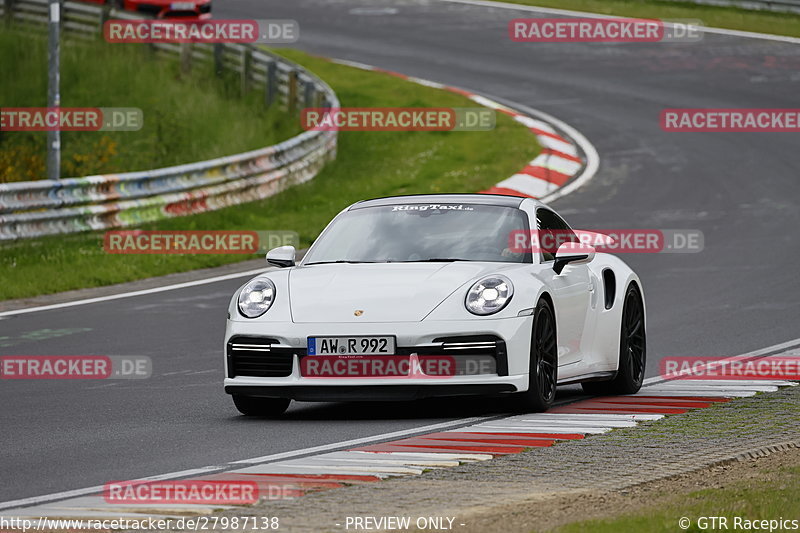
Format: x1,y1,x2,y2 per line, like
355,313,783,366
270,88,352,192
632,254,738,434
498,174,554,197
0,269,268,318
535,135,577,155
439,0,800,45
513,115,556,134
407,76,446,89
531,153,583,174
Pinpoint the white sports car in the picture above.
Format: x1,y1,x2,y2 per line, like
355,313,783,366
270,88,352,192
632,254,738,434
224,194,646,416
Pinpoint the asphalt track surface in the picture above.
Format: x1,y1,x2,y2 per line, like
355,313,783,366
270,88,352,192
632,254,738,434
2,0,799,505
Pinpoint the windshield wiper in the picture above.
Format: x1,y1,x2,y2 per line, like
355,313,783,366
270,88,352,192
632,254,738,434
304,260,378,265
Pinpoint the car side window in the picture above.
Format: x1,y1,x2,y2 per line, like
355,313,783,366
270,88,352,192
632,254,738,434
536,208,578,262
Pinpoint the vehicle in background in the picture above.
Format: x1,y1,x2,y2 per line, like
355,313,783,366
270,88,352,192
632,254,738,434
80,0,211,19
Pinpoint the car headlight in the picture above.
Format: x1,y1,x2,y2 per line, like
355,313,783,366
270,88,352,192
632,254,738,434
238,278,276,318
465,275,514,315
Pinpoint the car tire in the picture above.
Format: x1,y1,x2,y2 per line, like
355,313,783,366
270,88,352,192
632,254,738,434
514,298,558,413
582,284,646,396
232,395,290,417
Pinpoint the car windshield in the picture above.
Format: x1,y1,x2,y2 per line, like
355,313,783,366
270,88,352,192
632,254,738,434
303,203,532,264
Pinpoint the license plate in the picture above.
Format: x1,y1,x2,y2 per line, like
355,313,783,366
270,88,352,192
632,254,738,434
308,336,395,356
171,2,195,9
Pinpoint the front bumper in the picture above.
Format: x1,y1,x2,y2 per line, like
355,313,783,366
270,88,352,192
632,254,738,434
132,0,211,19
224,383,519,401
223,316,533,400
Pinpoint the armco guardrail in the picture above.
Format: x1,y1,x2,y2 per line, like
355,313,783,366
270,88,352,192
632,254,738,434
0,0,339,240
659,0,800,14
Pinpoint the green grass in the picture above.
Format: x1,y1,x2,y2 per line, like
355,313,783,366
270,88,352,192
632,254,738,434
500,0,800,38
0,50,539,300
0,27,299,182
554,464,800,533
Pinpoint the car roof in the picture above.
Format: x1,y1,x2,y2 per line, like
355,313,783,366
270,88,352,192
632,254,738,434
350,193,542,210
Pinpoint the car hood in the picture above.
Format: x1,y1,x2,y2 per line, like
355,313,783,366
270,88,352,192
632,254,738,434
289,262,511,323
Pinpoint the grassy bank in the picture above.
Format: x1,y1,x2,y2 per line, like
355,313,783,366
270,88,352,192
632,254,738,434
0,51,540,300
556,462,800,533
0,28,299,182
500,0,800,38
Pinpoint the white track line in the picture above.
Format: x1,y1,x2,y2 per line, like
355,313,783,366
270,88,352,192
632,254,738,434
468,424,612,433
636,390,757,397
513,413,663,420
643,337,800,386
0,268,269,318
310,452,461,466
439,0,800,45
362,451,492,462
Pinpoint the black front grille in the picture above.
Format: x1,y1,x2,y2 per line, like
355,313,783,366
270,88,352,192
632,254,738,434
163,10,199,17
227,337,296,378
199,3,211,13
136,4,163,15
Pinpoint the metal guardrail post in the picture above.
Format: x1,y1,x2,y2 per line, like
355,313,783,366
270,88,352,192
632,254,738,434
213,43,223,76
99,1,110,32
179,42,192,74
240,47,251,96
4,0,14,26
266,60,277,107
287,69,298,113
46,0,61,180
303,81,314,110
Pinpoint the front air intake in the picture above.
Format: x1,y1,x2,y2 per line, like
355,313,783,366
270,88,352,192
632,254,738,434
227,337,295,378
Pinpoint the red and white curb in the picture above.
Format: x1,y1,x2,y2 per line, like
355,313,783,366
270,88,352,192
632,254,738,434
327,59,593,201
2,374,796,520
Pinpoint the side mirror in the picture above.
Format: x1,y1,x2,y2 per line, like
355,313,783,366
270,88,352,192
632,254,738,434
553,242,595,275
266,245,296,268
